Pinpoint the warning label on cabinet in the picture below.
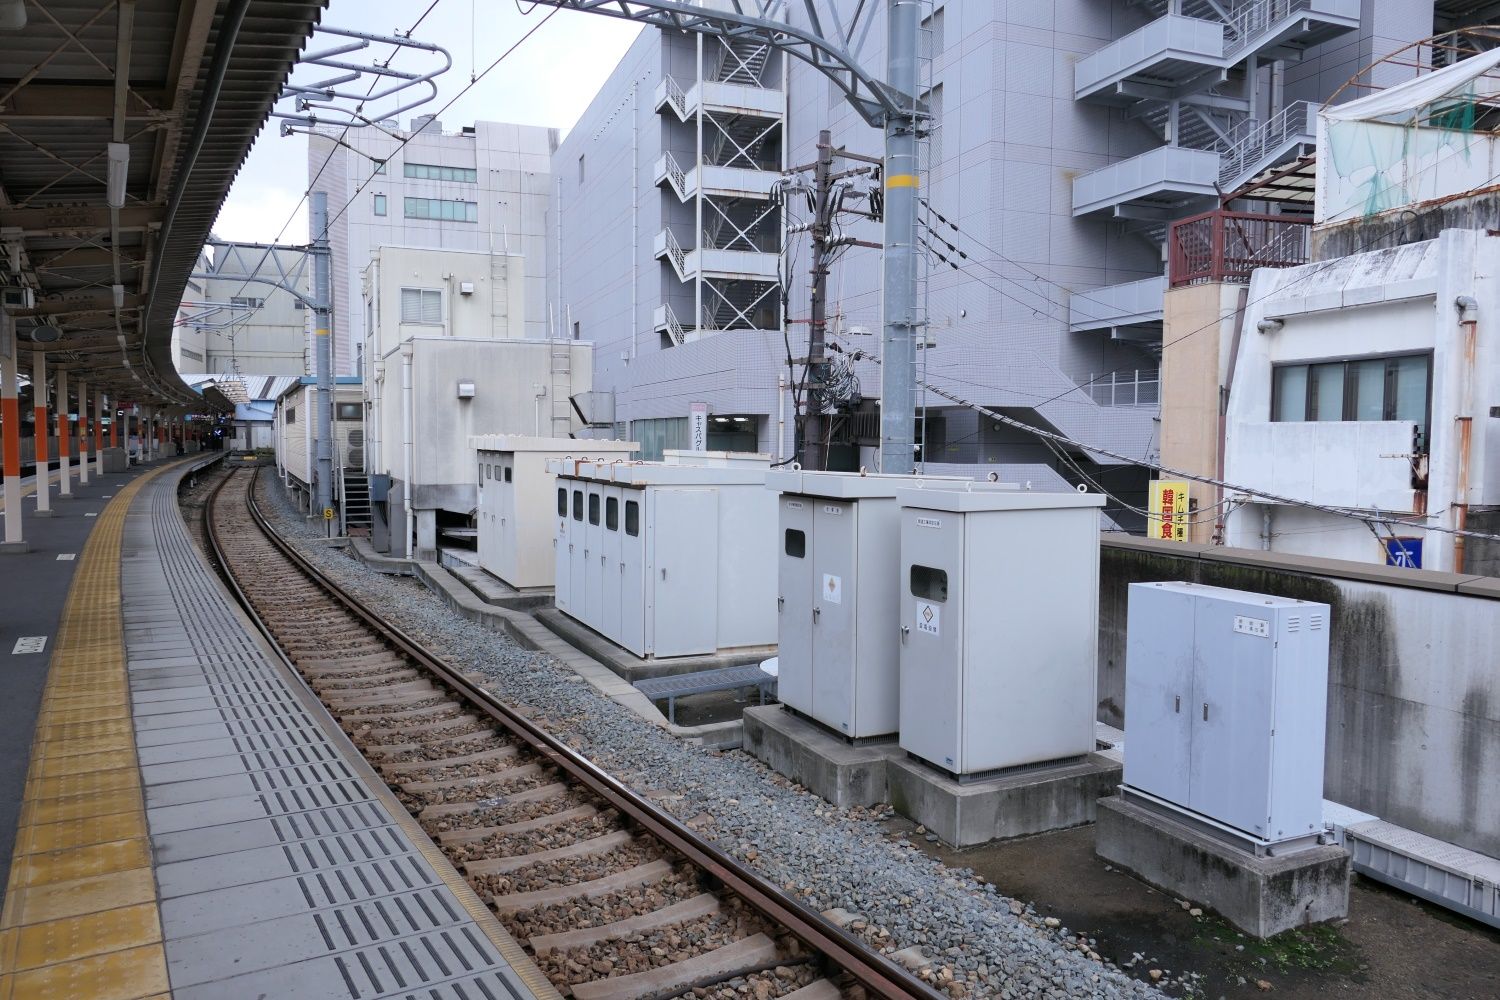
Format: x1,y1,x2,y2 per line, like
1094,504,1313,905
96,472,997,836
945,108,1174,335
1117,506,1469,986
823,574,842,604
915,601,940,635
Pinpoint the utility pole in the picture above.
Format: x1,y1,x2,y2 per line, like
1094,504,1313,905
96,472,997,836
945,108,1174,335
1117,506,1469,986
880,0,921,475
310,191,334,533
802,129,834,471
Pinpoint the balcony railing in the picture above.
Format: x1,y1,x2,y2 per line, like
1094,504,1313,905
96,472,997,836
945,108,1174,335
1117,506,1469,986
1168,209,1310,287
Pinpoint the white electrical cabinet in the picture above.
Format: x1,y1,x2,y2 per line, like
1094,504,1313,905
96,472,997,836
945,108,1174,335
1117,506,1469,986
549,459,778,658
897,489,1105,776
766,470,978,739
472,436,638,591
1124,582,1331,845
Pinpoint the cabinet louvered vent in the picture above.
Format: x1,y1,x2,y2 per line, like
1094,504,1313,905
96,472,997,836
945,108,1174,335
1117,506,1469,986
1310,614,1325,630
1286,616,1301,632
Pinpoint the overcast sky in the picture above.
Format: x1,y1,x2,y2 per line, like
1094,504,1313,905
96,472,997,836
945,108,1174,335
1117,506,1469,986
212,1,641,244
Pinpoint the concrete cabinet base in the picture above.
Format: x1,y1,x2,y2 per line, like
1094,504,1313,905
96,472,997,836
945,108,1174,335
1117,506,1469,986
1095,795,1351,938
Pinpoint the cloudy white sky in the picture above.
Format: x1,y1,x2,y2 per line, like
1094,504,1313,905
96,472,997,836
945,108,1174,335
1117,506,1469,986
212,1,642,244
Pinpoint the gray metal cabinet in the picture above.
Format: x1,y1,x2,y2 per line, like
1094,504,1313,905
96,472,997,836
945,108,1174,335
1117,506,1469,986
1125,582,1330,844
897,489,1105,776
648,488,718,658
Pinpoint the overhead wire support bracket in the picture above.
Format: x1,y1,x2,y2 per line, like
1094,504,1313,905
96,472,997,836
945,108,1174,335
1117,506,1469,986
271,24,453,133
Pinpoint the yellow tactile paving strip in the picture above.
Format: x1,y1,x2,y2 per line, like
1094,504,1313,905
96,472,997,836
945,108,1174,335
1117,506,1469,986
0,464,177,1000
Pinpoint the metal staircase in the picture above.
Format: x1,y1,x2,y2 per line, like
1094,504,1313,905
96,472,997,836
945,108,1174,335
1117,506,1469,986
341,472,373,536
714,34,770,86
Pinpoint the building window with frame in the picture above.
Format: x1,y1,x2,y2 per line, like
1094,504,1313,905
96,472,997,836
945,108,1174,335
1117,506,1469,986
373,193,387,216
400,287,443,325
285,407,296,424
403,162,478,183
1271,352,1432,449
336,402,361,421
403,197,478,223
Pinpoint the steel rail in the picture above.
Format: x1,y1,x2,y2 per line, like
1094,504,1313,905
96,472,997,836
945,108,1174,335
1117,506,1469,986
203,466,946,1000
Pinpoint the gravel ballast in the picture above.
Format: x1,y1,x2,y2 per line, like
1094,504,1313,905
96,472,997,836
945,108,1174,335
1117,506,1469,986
252,476,1166,999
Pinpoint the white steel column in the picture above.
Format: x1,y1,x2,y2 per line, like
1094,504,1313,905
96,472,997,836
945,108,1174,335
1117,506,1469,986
32,351,50,514
57,369,72,496
94,391,105,476
1,313,23,548
78,379,90,485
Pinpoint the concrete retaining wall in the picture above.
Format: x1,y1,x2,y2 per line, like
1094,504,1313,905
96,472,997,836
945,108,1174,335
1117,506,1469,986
1099,535,1500,858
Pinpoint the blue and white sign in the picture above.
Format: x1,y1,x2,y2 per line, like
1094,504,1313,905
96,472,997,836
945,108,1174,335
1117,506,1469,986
1384,537,1422,569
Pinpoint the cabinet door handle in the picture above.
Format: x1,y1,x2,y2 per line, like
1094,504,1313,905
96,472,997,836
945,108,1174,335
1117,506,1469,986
812,607,820,622
1203,703,1209,722
777,596,784,611
1174,695,1180,713
900,625,910,645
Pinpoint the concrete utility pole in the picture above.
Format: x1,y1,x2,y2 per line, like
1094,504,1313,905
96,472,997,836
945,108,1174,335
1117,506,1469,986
880,0,920,475
803,129,835,471
310,191,334,533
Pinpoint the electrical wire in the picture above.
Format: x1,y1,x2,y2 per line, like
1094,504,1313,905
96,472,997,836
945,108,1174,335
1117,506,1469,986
850,348,1500,545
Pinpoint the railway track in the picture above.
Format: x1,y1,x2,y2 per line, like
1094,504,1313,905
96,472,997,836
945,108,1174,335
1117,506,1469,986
204,467,945,1000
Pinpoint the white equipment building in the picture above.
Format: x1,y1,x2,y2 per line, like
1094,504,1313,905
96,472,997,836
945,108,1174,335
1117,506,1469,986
549,457,777,659
473,435,638,591
272,376,364,511
1123,582,1331,848
897,489,1106,777
767,469,976,740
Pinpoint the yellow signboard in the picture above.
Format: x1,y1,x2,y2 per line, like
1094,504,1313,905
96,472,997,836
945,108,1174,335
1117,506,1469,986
1149,480,1190,542
323,507,335,521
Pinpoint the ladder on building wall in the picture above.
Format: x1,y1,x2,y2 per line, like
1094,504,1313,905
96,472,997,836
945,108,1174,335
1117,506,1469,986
490,251,508,334
549,341,573,437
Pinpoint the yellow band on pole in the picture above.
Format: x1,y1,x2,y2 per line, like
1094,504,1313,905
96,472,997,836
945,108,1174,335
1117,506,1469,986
316,328,329,336
886,174,920,188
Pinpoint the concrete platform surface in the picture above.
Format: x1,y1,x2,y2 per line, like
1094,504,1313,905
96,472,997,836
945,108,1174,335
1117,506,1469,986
0,460,555,999
1095,794,1351,939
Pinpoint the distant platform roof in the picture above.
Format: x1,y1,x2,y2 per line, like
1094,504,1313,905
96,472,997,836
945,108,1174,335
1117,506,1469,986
0,1,325,409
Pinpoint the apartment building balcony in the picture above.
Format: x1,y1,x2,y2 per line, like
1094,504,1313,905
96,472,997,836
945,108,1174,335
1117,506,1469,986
655,152,779,202
1069,276,1167,341
1072,146,1219,219
1076,1,1359,105
655,75,783,123
653,227,780,284
1168,208,1310,286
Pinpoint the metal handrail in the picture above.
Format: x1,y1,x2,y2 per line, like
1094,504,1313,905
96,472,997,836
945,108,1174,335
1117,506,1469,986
1225,0,1319,58
659,226,689,281
660,74,688,119
1217,99,1317,187
661,150,688,199
659,302,688,347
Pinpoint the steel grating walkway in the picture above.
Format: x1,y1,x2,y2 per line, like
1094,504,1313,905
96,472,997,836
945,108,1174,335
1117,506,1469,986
120,467,550,1000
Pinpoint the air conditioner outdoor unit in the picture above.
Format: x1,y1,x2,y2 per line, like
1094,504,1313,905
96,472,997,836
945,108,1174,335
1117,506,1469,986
1,286,35,310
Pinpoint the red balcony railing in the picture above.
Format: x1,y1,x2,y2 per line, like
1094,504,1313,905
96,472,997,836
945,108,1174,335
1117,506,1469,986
1168,209,1311,287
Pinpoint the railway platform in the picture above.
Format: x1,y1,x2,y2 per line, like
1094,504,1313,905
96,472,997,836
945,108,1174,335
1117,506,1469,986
1,455,553,1000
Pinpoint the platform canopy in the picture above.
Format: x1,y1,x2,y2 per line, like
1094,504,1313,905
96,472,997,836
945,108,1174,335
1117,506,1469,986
0,0,324,408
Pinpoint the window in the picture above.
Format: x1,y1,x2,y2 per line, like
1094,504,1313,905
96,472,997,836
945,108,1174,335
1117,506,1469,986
285,407,296,424
485,464,492,480
400,287,442,324
625,499,640,536
403,196,478,222
229,296,264,309
588,493,600,525
606,496,618,530
373,160,387,174
1272,353,1432,448
373,193,387,216
557,487,567,516
910,565,949,602
503,466,512,483
336,402,360,420
784,529,806,558
404,162,478,183
572,489,583,521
